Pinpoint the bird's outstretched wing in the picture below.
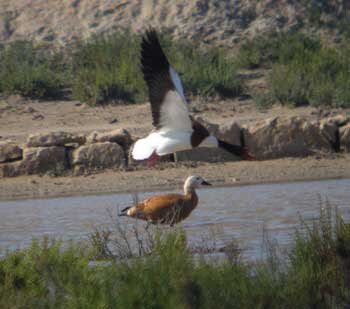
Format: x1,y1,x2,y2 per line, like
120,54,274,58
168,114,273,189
141,29,192,132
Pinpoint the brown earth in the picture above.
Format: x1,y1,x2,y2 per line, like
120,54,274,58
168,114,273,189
1,93,344,144
0,1,349,200
1,95,350,201
1,155,350,201
0,0,344,48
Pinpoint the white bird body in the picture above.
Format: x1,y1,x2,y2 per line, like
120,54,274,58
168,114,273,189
131,29,254,165
132,130,218,160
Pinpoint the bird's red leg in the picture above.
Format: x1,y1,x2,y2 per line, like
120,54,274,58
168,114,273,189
243,147,256,161
146,151,160,168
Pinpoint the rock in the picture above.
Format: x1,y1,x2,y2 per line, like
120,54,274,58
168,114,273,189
243,116,333,159
217,121,242,146
326,115,349,126
21,147,67,175
174,147,239,163
71,142,125,170
194,117,242,146
27,131,86,147
0,141,23,163
319,119,339,151
340,123,350,152
108,118,118,124
0,161,23,177
193,117,220,136
87,129,132,147
32,114,44,120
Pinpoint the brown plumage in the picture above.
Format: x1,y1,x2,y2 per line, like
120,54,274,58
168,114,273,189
119,175,211,226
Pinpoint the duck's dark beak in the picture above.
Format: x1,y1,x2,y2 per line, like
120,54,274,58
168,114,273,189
201,180,211,186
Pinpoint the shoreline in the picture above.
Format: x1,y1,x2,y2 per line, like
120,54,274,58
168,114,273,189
1,155,350,201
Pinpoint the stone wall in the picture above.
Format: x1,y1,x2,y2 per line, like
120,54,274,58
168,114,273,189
0,129,131,177
1,115,349,177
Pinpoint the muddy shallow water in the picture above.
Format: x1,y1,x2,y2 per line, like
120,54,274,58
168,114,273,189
0,179,349,260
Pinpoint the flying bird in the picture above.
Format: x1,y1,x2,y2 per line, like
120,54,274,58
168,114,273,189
132,29,255,167
119,175,211,226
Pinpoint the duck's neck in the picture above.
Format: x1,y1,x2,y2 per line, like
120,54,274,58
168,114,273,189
184,186,196,198
184,187,198,208
184,184,194,196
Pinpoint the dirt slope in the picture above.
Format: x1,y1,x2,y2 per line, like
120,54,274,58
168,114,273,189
0,0,342,47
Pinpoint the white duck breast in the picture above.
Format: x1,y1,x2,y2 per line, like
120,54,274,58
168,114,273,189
132,130,192,160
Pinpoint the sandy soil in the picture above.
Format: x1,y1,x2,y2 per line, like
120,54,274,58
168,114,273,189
0,94,335,144
1,97,350,201
1,155,350,201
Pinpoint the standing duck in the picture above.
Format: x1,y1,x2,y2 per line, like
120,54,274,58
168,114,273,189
119,175,211,226
131,29,255,167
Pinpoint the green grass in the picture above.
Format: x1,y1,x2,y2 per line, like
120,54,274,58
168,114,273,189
70,32,243,105
70,31,146,106
0,204,350,308
238,31,350,108
0,31,243,106
2,28,350,108
164,36,242,98
0,41,68,99
268,41,350,108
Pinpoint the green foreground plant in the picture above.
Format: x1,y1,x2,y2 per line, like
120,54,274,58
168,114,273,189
0,202,349,308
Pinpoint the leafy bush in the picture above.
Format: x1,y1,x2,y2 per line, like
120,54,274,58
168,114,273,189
0,41,67,99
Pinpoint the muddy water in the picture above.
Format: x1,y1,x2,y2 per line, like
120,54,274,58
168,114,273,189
0,179,349,260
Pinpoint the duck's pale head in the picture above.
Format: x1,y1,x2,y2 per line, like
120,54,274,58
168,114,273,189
184,175,211,194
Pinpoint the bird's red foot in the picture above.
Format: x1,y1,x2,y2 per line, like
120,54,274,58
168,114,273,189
243,147,256,161
146,151,160,168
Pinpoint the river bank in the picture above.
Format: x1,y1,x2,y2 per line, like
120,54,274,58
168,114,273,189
1,154,350,201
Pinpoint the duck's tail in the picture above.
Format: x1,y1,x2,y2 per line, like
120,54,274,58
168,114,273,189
118,206,132,217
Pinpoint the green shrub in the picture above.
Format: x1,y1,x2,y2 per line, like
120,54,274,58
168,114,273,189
69,31,243,105
265,38,350,108
237,32,321,69
0,41,67,99
167,39,242,98
71,31,146,106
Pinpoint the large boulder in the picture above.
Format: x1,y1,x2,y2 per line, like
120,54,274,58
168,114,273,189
174,147,238,163
319,119,339,151
243,116,333,159
217,121,242,146
0,161,23,177
71,142,125,171
87,129,132,147
0,141,23,163
340,123,350,152
27,131,86,147
326,115,349,127
21,146,67,175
